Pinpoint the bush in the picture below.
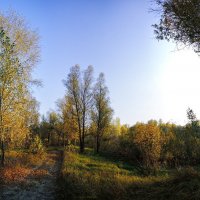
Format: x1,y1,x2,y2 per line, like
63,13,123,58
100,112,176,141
65,144,76,152
133,122,161,173
29,135,45,154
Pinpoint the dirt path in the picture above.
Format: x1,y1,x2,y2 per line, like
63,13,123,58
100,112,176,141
0,151,62,200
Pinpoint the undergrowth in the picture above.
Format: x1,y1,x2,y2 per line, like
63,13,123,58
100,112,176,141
0,150,47,185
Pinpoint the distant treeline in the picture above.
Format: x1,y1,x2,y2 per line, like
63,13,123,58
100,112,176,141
38,65,200,174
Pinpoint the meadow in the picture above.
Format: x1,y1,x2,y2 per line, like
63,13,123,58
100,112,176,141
59,147,200,200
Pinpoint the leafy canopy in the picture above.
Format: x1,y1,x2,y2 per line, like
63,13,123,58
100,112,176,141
153,0,200,52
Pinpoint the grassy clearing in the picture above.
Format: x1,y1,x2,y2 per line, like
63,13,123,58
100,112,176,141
60,148,200,200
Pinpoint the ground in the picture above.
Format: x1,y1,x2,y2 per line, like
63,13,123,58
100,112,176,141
0,150,62,200
1,148,200,200
60,148,200,200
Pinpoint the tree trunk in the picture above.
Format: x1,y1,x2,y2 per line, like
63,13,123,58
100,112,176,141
63,132,65,147
57,133,60,146
81,114,85,153
47,132,51,146
96,134,100,154
0,97,4,166
1,140,5,167
80,136,85,153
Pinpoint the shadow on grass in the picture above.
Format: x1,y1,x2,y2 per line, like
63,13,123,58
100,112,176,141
59,150,200,200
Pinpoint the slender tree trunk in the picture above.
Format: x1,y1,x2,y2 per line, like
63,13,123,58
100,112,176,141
0,96,4,166
1,140,5,167
96,134,100,153
80,133,85,153
63,132,65,147
81,112,85,153
81,135,85,153
57,133,60,146
77,115,83,153
80,142,84,153
79,130,82,152
47,132,51,146
82,135,85,151
80,140,84,153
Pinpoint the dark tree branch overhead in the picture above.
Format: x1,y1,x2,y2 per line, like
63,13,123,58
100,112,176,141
153,0,200,53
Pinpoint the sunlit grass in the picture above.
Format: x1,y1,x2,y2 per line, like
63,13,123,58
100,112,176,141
4,150,46,167
61,149,165,199
60,149,200,200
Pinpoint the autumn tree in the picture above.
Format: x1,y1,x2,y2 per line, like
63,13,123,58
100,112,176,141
0,10,39,66
57,96,78,146
0,29,24,165
186,108,198,127
39,111,60,146
64,65,93,153
134,122,161,172
8,95,40,149
26,97,40,137
91,73,113,153
184,108,200,164
47,111,59,146
39,116,50,144
120,124,129,136
110,118,121,136
0,11,40,166
153,0,200,52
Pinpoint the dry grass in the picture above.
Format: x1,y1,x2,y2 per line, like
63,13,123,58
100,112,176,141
5,150,46,167
0,150,48,185
60,149,200,200
0,166,31,184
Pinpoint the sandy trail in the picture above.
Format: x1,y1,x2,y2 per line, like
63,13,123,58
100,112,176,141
0,150,62,200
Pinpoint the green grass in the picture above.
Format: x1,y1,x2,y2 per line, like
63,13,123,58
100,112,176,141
60,148,200,200
46,146,64,151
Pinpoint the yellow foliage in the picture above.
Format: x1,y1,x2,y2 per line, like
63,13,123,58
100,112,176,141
134,123,161,168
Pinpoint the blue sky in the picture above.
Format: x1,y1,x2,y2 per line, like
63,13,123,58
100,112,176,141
1,0,200,125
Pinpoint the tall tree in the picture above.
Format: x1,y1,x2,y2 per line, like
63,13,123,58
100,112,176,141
0,10,40,69
7,95,40,149
64,65,93,153
57,96,78,146
26,97,40,137
187,107,197,124
0,29,25,165
47,111,58,146
153,0,200,52
91,73,113,153
0,11,40,166
186,108,199,135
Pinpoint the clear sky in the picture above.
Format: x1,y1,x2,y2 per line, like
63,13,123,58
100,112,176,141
1,0,200,125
